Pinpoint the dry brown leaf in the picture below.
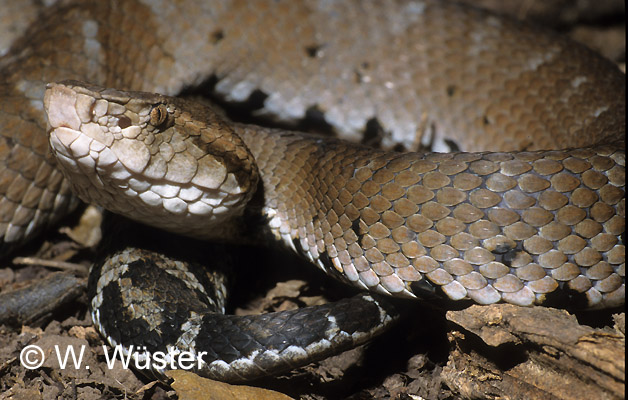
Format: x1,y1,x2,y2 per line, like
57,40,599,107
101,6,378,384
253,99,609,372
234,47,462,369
167,370,294,400
59,205,102,248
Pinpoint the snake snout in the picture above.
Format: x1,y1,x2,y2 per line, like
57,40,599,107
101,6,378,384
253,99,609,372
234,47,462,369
44,83,82,131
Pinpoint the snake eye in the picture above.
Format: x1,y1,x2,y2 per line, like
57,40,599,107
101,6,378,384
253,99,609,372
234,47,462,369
149,104,168,127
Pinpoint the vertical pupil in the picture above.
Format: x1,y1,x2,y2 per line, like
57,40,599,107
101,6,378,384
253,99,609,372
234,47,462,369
152,105,165,125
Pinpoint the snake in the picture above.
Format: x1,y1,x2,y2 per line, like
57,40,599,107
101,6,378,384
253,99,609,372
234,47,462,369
1,0,625,383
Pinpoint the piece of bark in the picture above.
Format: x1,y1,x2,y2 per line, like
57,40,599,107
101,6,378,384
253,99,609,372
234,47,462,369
0,272,85,326
442,304,625,400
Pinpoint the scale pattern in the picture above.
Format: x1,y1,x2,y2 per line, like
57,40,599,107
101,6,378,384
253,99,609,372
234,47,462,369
241,126,624,308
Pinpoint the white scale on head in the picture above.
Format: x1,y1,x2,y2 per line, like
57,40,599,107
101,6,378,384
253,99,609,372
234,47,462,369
44,83,247,239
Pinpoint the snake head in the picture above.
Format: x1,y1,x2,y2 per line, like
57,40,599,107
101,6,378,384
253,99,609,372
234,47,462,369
44,80,259,240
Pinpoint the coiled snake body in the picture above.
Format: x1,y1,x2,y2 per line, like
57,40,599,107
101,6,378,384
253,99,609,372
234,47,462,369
1,0,625,382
